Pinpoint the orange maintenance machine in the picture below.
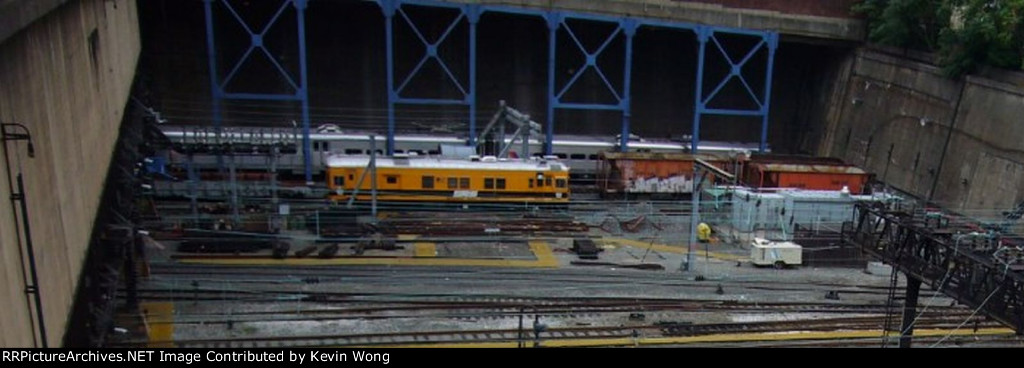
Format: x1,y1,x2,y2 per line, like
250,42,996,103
326,154,570,204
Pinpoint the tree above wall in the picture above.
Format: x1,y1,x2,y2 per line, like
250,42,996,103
854,0,1024,77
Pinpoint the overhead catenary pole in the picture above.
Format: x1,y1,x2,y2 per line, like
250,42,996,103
270,146,279,205
229,152,240,225
187,153,199,224
682,159,732,273
684,168,701,272
370,135,378,218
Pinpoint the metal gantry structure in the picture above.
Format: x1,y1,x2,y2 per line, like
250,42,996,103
844,203,1024,347
202,0,779,176
169,127,299,224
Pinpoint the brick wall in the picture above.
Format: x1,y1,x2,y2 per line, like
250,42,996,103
679,0,862,19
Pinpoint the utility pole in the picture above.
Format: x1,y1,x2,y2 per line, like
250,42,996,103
682,158,734,276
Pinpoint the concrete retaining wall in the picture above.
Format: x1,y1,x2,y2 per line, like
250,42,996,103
819,48,1024,216
0,0,139,347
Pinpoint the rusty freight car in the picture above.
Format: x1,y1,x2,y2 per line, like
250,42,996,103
743,155,872,194
597,152,737,196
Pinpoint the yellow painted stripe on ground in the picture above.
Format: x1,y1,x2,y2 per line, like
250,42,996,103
180,241,559,268
141,302,174,348
606,237,747,261
349,327,1015,348
637,327,1014,346
528,240,558,267
413,242,437,258
397,234,419,241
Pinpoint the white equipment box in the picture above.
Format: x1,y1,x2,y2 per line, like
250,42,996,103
750,238,803,268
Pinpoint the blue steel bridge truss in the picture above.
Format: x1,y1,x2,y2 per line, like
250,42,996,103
203,0,778,179
203,0,313,182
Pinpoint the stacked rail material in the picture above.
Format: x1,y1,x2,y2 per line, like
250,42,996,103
375,212,588,236
177,239,273,253
313,210,362,238
175,229,278,253
744,155,872,193
598,152,736,195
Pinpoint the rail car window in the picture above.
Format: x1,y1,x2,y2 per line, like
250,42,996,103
459,177,469,189
313,142,320,151
333,176,344,187
422,176,434,189
428,150,440,155
528,179,534,188
386,176,397,184
322,142,330,152
555,153,567,159
484,178,495,189
588,154,598,160
570,154,586,160
394,149,404,154
496,178,506,190
349,174,354,180
345,149,362,155
556,178,566,188
546,177,552,187
448,178,458,189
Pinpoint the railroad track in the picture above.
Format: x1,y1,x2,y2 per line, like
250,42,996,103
112,313,999,348
130,302,978,326
139,267,945,300
119,253,976,347
126,287,958,315
675,333,1024,348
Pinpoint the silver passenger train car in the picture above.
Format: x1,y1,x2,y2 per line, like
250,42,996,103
157,124,764,179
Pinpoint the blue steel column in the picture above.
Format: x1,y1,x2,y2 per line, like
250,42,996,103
759,32,778,153
545,13,560,156
691,26,710,153
382,0,397,155
295,0,312,183
204,0,310,176
203,0,223,142
467,6,480,146
380,1,475,153
619,19,637,152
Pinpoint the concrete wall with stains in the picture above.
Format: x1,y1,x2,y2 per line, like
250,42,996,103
0,0,139,347
819,48,1024,216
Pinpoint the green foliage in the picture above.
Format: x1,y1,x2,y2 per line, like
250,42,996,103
939,0,1024,76
853,0,947,51
854,0,1024,77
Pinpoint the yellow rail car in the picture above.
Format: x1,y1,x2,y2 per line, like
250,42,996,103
326,155,570,203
